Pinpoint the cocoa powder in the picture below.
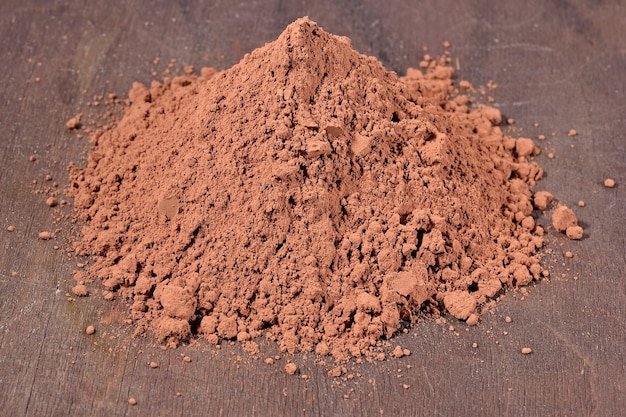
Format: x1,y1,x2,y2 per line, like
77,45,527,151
68,18,551,360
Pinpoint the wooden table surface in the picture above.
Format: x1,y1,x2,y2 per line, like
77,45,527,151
1,1,624,416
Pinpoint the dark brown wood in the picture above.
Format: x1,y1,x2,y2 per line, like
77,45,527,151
1,1,624,416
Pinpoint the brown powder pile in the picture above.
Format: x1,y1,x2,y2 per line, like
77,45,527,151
68,18,548,360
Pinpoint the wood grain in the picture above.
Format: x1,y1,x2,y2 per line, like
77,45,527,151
1,1,624,416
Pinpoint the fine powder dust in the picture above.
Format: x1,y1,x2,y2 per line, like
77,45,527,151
69,18,549,360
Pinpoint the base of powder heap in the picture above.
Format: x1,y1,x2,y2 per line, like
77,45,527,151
68,17,562,361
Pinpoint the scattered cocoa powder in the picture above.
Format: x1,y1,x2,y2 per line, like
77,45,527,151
67,18,558,360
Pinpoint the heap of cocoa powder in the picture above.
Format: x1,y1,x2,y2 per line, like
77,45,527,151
68,18,551,360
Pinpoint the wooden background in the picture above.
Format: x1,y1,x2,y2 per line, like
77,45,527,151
1,1,624,416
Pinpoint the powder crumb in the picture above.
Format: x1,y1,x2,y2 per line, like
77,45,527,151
552,205,578,232
315,342,330,356
328,366,343,378
548,152,555,159
7,225,15,232
71,284,89,297
458,80,472,90
38,231,51,240
236,331,250,342
471,343,478,349
566,225,583,240
443,291,477,321
565,251,574,258
533,191,553,210
466,313,480,326
29,155,37,162
285,363,298,375
577,200,585,207
402,384,410,390
505,316,512,323
46,197,58,207
242,341,260,355
403,349,411,357
85,325,95,335
66,114,82,130
521,347,533,355
515,138,537,157
604,178,616,188
128,398,137,406
538,134,546,140
392,346,405,358
149,361,159,368
264,358,275,365
567,129,577,137
182,356,192,363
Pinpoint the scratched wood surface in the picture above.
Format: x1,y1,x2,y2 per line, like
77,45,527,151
0,1,624,416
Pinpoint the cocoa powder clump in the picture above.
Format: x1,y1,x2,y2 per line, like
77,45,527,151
552,204,584,240
68,18,549,360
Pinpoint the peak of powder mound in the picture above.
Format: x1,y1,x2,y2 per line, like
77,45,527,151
69,18,547,361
